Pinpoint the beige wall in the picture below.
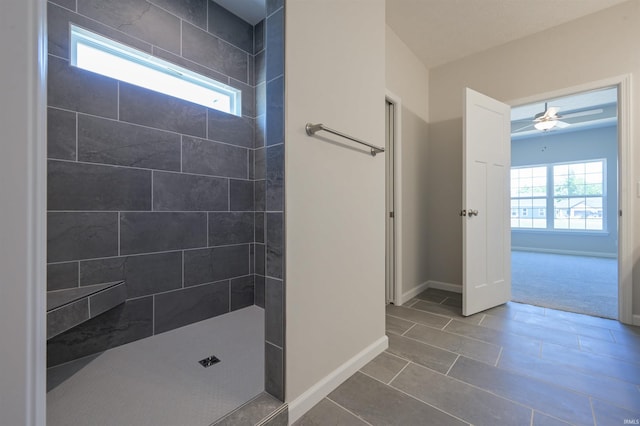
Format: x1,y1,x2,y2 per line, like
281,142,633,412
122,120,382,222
428,1,640,312
285,0,387,406
385,26,430,301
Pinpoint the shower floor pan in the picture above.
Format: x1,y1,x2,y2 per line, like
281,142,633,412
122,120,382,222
47,305,265,426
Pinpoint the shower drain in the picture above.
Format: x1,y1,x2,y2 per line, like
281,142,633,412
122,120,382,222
198,355,221,368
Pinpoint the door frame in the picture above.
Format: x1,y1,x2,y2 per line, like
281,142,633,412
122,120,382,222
385,91,403,304
507,75,633,325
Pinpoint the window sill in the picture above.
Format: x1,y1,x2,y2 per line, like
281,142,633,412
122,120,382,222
511,229,610,237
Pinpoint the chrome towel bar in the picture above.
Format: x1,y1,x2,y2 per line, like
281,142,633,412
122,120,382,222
305,123,385,156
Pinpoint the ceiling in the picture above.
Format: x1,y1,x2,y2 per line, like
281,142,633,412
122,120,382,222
386,0,630,69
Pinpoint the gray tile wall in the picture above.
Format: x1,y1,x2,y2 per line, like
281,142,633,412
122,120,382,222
261,0,285,402
45,0,277,370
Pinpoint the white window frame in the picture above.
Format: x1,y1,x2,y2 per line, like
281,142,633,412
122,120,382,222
511,159,606,232
69,24,241,116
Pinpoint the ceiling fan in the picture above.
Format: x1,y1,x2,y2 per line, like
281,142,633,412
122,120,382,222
513,103,604,133
532,103,569,131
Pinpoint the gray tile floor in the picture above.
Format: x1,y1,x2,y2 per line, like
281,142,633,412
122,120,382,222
295,289,640,426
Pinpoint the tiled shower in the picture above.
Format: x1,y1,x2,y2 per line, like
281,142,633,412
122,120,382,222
45,0,285,422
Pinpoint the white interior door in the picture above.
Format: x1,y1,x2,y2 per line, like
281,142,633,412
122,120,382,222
463,88,511,316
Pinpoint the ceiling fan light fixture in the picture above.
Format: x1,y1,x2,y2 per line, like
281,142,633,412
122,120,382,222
534,120,557,131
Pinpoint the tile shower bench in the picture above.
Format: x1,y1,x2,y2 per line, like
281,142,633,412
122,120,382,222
47,281,126,339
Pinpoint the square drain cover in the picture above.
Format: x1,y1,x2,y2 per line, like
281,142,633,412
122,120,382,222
198,355,221,368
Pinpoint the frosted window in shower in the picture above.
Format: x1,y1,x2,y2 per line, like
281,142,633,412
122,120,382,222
69,25,242,116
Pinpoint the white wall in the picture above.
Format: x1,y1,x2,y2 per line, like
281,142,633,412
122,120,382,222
385,26,430,302
0,0,47,424
285,0,387,420
427,0,640,311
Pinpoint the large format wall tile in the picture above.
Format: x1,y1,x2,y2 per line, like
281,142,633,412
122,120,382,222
48,2,153,60
265,144,283,211
230,180,255,211
120,212,207,255
182,136,248,178
266,0,284,15
265,342,284,401
47,262,79,291
119,83,207,137
266,213,283,279
182,22,249,83
48,160,152,211
77,0,181,54
208,108,254,148
255,180,266,212
47,299,89,339
153,171,228,211
48,212,118,263
49,0,76,11
184,245,250,286
149,0,207,30
255,212,265,244
265,8,283,81
80,251,182,298
48,55,118,118
231,275,254,310
208,1,253,53
47,108,76,160
208,212,254,246
255,243,265,276
78,115,181,171
265,278,283,347
154,281,230,333
266,77,284,146
46,297,154,367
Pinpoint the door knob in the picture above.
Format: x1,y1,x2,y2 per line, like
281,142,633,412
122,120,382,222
468,209,479,217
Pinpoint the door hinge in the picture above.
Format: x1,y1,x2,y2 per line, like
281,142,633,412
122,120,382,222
620,210,622,217
389,211,394,218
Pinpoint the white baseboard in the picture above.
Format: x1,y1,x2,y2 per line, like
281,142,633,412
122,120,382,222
633,315,640,326
511,247,617,259
287,335,388,424
397,281,430,305
427,280,462,294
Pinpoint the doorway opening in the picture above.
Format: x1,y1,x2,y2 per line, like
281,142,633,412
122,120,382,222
510,86,619,319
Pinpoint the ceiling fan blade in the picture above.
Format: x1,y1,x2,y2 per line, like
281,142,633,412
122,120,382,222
555,121,570,128
545,106,559,118
561,108,604,119
512,123,534,132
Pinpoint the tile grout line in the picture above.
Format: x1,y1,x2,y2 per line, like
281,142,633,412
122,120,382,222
402,359,564,417
388,314,507,350
386,360,411,385
401,323,418,336
75,111,79,161
494,347,503,367
441,318,453,331
324,397,375,426
386,364,471,425
47,157,254,182
444,354,460,376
